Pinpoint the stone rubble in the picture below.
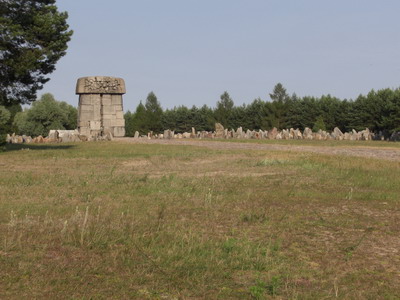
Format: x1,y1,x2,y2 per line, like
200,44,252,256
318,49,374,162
128,125,385,142
6,125,400,144
5,129,113,144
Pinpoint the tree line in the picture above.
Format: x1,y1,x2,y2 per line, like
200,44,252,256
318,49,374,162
2,83,399,146
125,83,400,137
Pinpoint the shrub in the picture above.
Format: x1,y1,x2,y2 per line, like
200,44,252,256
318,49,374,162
13,93,77,137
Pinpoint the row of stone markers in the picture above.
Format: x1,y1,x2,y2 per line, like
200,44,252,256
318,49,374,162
6,124,400,144
134,123,394,141
5,129,113,144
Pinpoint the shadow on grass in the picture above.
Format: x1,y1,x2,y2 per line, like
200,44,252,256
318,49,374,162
4,143,76,152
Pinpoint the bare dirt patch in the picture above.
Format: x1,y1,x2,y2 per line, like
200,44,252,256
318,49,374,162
120,154,285,178
116,138,400,161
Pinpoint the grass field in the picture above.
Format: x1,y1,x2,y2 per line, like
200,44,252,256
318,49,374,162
204,138,400,148
1,140,399,299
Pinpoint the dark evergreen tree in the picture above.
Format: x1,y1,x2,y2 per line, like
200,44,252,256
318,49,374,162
382,88,400,133
265,83,292,129
144,92,163,133
231,104,249,130
0,102,22,135
318,95,342,131
0,0,73,106
245,98,269,130
124,111,135,137
0,106,11,148
174,106,191,133
264,101,287,129
312,116,327,132
338,100,353,132
285,94,302,129
214,91,234,128
161,108,177,132
189,106,201,131
269,83,290,103
197,105,215,131
132,101,147,135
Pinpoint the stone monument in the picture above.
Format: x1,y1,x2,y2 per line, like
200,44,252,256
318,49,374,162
76,76,126,137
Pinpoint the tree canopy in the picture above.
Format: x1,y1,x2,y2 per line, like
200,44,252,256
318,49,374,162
269,83,290,103
13,93,77,136
125,85,400,137
214,91,234,128
144,92,163,133
0,106,11,147
0,0,73,106
0,106,10,128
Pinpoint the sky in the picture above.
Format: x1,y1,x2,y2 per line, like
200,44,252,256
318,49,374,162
40,0,400,111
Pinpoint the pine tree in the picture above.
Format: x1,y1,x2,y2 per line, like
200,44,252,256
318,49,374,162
132,101,147,135
124,111,135,137
214,91,234,128
0,0,73,105
0,106,11,148
312,116,327,132
144,92,163,133
269,83,290,103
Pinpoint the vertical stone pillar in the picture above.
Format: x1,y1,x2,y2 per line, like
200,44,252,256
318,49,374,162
76,76,126,137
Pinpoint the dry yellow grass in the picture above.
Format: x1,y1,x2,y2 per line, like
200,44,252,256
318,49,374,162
0,141,399,299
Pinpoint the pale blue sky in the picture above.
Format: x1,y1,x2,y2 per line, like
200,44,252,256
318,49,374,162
41,0,400,111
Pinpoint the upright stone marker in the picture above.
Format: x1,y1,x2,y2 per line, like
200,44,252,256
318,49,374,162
76,76,126,137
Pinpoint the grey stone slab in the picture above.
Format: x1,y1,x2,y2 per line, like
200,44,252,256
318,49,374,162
116,111,124,119
111,95,122,105
102,105,115,114
102,94,112,105
90,121,101,130
102,113,114,120
111,119,125,127
76,76,126,94
77,76,126,138
103,119,112,127
113,127,125,137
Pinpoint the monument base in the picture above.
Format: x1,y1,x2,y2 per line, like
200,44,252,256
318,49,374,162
76,76,126,138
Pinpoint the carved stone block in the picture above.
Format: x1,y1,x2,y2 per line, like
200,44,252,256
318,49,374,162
102,105,115,114
90,121,101,130
103,119,112,127
80,95,92,105
112,95,122,105
76,76,126,138
76,76,126,94
116,111,124,119
113,127,125,137
111,119,125,127
102,94,112,105
102,113,113,120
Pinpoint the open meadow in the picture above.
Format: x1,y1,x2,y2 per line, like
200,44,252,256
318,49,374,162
1,139,400,299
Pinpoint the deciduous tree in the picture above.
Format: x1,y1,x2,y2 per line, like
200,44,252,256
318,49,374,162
13,93,77,136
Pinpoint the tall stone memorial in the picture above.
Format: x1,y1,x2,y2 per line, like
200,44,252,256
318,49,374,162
76,76,126,137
